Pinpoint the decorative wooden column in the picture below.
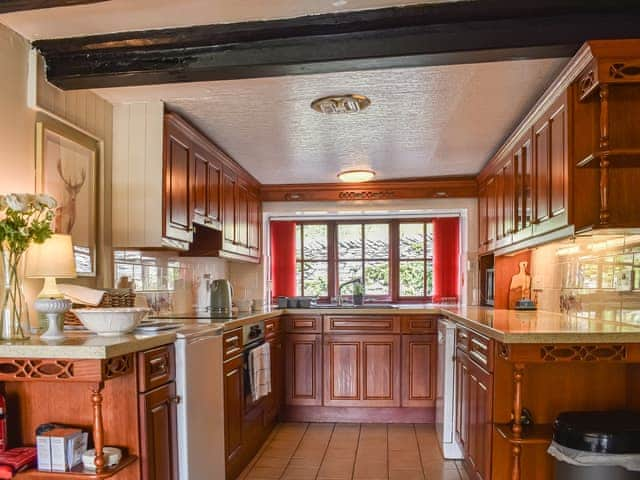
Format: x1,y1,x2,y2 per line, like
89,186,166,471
91,382,106,473
511,363,525,480
599,84,610,225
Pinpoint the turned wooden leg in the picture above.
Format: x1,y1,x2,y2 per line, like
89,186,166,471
511,364,525,480
511,444,522,480
91,382,106,472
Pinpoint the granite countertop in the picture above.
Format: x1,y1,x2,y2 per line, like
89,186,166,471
442,306,640,344
2,305,640,360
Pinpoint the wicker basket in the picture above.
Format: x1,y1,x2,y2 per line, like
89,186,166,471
64,289,136,327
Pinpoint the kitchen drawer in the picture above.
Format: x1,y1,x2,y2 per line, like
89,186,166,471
324,315,400,334
223,328,244,361
138,344,175,393
401,315,438,334
456,327,471,353
265,317,281,338
468,331,494,372
284,315,322,333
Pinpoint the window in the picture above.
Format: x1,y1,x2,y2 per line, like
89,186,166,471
295,224,329,297
294,220,437,302
398,222,434,298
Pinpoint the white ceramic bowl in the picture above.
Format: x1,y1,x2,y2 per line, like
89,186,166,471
70,307,150,336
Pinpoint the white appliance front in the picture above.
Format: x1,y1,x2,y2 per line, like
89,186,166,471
175,325,226,480
436,318,464,459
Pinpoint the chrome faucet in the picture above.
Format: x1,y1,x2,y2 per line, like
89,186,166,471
336,278,363,306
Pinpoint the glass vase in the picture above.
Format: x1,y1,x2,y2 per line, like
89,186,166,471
0,247,30,340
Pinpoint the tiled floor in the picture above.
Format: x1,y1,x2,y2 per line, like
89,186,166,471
239,423,469,480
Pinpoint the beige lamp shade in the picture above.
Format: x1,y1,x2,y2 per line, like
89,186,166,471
25,234,77,279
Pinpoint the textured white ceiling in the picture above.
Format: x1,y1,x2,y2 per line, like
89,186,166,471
96,58,568,184
0,0,461,40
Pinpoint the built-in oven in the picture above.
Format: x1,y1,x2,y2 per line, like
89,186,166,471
242,321,266,413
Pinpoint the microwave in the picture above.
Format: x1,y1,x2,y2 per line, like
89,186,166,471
485,268,495,306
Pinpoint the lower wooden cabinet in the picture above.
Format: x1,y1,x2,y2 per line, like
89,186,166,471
401,334,436,407
323,334,401,407
223,355,245,480
139,382,179,480
285,333,323,406
265,333,284,424
456,348,493,480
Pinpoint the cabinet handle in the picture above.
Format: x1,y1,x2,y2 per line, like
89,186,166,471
170,396,181,404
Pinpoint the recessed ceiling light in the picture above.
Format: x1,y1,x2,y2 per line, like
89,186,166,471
311,94,371,114
332,0,348,6
337,169,376,183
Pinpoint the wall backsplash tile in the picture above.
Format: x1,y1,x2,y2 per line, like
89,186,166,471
529,234,640,325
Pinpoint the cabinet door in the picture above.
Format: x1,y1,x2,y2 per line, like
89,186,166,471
235,180,250,249
533,118,551,225
265,335,284,424
191,149,208,225
495,167,505,242
401,334,436,407
163,126,193,243
223,355,244,471
503,158,516,240
514,133,533,234
324,334,400,407
207,158,222,227
139,382,179,480
222,172,237,247
455,350,470,451
486,177,497,248
466,360,493,480
285,334,322,406
478,182,488,249
248,190,261,257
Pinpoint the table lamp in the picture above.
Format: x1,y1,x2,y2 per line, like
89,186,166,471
25,234,77,339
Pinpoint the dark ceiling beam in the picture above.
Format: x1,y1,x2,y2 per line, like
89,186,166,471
33,0,640,90
0,0,108,14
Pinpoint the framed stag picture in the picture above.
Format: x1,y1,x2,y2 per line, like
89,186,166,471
36,117,98,276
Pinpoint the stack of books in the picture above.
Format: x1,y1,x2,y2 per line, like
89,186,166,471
36,428,88,472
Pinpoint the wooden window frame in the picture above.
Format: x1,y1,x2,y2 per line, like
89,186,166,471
296,219,434,303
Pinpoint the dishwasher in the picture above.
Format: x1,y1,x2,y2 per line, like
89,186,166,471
175,324,226,480
436,318,464,459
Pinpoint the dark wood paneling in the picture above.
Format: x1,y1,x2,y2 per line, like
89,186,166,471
261,177,477,202
324,337,360,405
222,172,237,246
0,0,106,13
207,159,222,226
191,150,208,222
285,333,322,406
401,334,436,407
282,405,434,424
139,382,179,480
401,315,438,334
223,328,243,361
34,4,640,90
163,119,193,243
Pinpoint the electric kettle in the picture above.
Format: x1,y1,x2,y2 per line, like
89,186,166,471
210,279,233,314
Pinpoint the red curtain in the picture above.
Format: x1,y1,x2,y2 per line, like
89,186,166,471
270,221,297,301
432,217,460,303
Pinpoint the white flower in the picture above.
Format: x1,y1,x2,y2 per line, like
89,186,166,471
17,193,36,209
5,194,25,212
35,194,57,209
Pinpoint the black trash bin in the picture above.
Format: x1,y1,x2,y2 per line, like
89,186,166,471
550,411,640,480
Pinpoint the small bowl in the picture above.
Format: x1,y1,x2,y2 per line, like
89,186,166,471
70,307,150,336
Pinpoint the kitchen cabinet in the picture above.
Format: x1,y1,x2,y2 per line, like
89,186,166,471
138,345,179,480
323,333,401,407
285,333,323,406
455,328,494,480
401,334,436,407
163,116,193,244
112,106,261,261
223,354,245,480
265,318,284,425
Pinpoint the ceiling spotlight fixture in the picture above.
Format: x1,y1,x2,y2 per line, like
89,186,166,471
311,94,371,114
332,0,348,6
337,169,376,183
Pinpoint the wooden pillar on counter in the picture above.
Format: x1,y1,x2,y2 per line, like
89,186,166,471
511,363,525,480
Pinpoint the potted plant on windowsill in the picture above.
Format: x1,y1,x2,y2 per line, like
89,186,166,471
0,194,57,340
353,281,364,306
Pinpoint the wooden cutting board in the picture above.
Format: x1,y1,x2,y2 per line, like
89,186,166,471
508,261,532,309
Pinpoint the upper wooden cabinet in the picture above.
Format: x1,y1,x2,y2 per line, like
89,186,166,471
479,40,640,254
112,104,262,262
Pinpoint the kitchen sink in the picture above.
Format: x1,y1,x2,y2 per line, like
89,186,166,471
309,303,398,309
